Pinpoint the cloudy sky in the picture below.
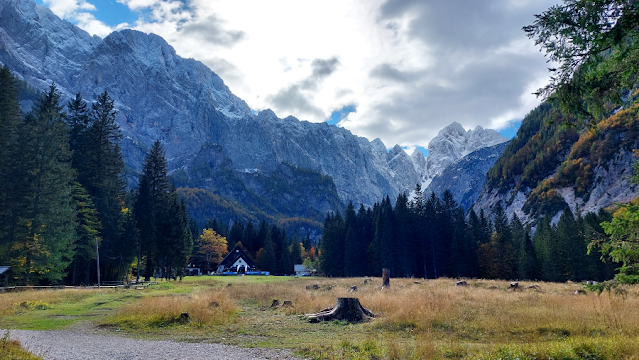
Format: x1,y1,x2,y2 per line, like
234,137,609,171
37,0,560,153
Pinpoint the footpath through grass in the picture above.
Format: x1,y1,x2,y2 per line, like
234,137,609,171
2,276,639,359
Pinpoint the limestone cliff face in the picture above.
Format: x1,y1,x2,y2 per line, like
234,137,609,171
473,150,638,224
472,103,639,224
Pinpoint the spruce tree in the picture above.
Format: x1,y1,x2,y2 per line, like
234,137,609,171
0,66,23,266
135,140,171,280
68,182,101,285
157,191,192,279
79,90,126,280
15,84,76,284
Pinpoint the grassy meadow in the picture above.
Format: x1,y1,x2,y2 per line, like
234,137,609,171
1,276,639,359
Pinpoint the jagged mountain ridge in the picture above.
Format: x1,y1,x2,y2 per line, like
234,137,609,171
0,0,510,219
0,0,422,207
412,122,508,189
425,141,509,210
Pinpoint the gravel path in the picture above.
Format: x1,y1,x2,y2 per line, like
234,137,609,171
1,329,302,360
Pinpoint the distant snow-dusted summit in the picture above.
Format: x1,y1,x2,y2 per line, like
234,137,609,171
409,122,508,190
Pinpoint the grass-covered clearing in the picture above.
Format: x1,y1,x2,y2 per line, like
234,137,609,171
1,276,639,359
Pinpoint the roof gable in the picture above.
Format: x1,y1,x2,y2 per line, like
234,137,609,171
219,245,256,268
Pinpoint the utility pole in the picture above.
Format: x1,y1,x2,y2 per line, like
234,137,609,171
137,238,141,283
95,237,101,288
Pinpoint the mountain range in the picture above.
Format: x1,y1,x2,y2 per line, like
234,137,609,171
0,0,512,228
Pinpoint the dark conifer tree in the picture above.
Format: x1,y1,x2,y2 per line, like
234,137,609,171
343,201,360,277
260,230,278,274
254,220,268,256
320,211,345,277
343,225,358,277
68,182,101,285
135,140,170,280
290,236,303,266
15,84,76,284
534,215,560,282
0,66,24,266
394,193,414,277
228,221,244,250
242,221,257,255
157,192,192,279
81,90,126,280
557,208,587,281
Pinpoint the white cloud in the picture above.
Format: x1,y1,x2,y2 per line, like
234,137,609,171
45,0,563,149
43,0,94,18
116,0,161,11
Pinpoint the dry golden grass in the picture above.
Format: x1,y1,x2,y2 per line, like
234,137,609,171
3,277,639,358
225,277,639,334
108,286,238,328
223,277,639,358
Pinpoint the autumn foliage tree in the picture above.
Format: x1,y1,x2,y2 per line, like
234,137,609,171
198,228,228,274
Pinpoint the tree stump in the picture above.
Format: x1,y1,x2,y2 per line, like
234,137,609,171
382,268,390,288
525,284,543,293
306,298,375,323
179,312,190,324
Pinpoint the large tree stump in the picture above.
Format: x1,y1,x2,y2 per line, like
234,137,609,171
306,298,375,323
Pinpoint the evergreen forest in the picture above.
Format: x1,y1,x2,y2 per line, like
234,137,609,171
0,67,192,285
318,186,617,282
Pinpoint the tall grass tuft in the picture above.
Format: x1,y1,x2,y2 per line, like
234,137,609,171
108,287,237,328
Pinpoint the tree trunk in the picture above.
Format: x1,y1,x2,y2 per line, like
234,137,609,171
306,298,375,323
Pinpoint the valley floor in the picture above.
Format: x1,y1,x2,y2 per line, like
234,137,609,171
1,276,639,359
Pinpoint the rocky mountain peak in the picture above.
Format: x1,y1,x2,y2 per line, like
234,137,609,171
410,122,508,188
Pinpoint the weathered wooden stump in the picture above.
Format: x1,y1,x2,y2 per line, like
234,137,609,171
270,299,280,307
509,282,519,291
382,268,390,288
306,298,375,323
455,280,468,287
282,300,294,308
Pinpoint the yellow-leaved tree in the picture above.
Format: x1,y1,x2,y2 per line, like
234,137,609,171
199,229,228,274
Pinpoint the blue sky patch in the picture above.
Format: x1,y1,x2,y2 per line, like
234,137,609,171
34,0,139,28
499,120,522,139
327,104,356,125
